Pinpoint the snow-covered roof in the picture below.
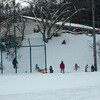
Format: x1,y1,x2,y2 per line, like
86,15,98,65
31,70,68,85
23,16,42,22
23,16,100,31
56,22,100,31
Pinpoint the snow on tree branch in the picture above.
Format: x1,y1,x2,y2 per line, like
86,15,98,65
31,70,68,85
24,0,85,42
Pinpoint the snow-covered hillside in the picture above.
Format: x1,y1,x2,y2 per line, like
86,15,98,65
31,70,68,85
32,32,100,73
1,32,100,74
47,33,96,72
0,32,100,100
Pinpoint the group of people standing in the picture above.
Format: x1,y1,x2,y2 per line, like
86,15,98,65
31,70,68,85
85,64,96,72
12,58,96,73
50,61,96,73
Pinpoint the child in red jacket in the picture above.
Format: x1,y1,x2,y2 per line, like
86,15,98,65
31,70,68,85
75,63,78,71
62,40,66,45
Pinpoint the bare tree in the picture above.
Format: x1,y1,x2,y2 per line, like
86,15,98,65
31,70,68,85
25,0,85,42
15,17,26,41
0,16,26,50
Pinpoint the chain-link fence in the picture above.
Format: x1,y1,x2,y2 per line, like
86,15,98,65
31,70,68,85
0,38,47,74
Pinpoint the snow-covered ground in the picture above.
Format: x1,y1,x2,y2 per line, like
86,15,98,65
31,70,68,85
0,32,100,100
0,72,100,100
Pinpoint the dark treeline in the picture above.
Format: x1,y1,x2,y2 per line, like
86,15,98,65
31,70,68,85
67,0,100,28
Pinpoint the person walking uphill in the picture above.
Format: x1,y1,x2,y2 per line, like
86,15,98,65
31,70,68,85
60,61,65,73
12,58,18,69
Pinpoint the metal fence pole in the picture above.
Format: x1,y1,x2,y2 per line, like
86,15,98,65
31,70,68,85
13,0,17,73
44,42,47,72
0,43,3,74
92,0,97,71
30,46,32,73
14,26,17,73
28,39,32,73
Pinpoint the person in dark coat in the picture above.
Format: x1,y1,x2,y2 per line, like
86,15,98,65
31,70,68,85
60,61,65,73
12,58,18,69
94,66,96,71
91,64,94,72
49,66,53,73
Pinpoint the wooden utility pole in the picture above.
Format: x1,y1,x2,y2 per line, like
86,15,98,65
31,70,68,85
92,0,97,71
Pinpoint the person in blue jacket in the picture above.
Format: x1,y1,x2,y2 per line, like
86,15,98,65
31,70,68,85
35,64,42,72
35,64,39,69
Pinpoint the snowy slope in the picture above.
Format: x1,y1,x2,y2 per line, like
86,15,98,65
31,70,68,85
23,32,100,72
47,33,100,72
0,32,100,100
1,32,100,74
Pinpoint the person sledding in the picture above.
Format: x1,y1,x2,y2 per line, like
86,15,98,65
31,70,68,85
35,64,42,72
49,66,53,73
35,64,47,72
62,40,66,45
35,64,39,70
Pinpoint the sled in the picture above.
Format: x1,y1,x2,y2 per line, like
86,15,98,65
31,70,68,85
35,68,48,74
35,68,44,72
77,66,80,68
35,68,39,71
41,68,48,74
41,71,48,74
